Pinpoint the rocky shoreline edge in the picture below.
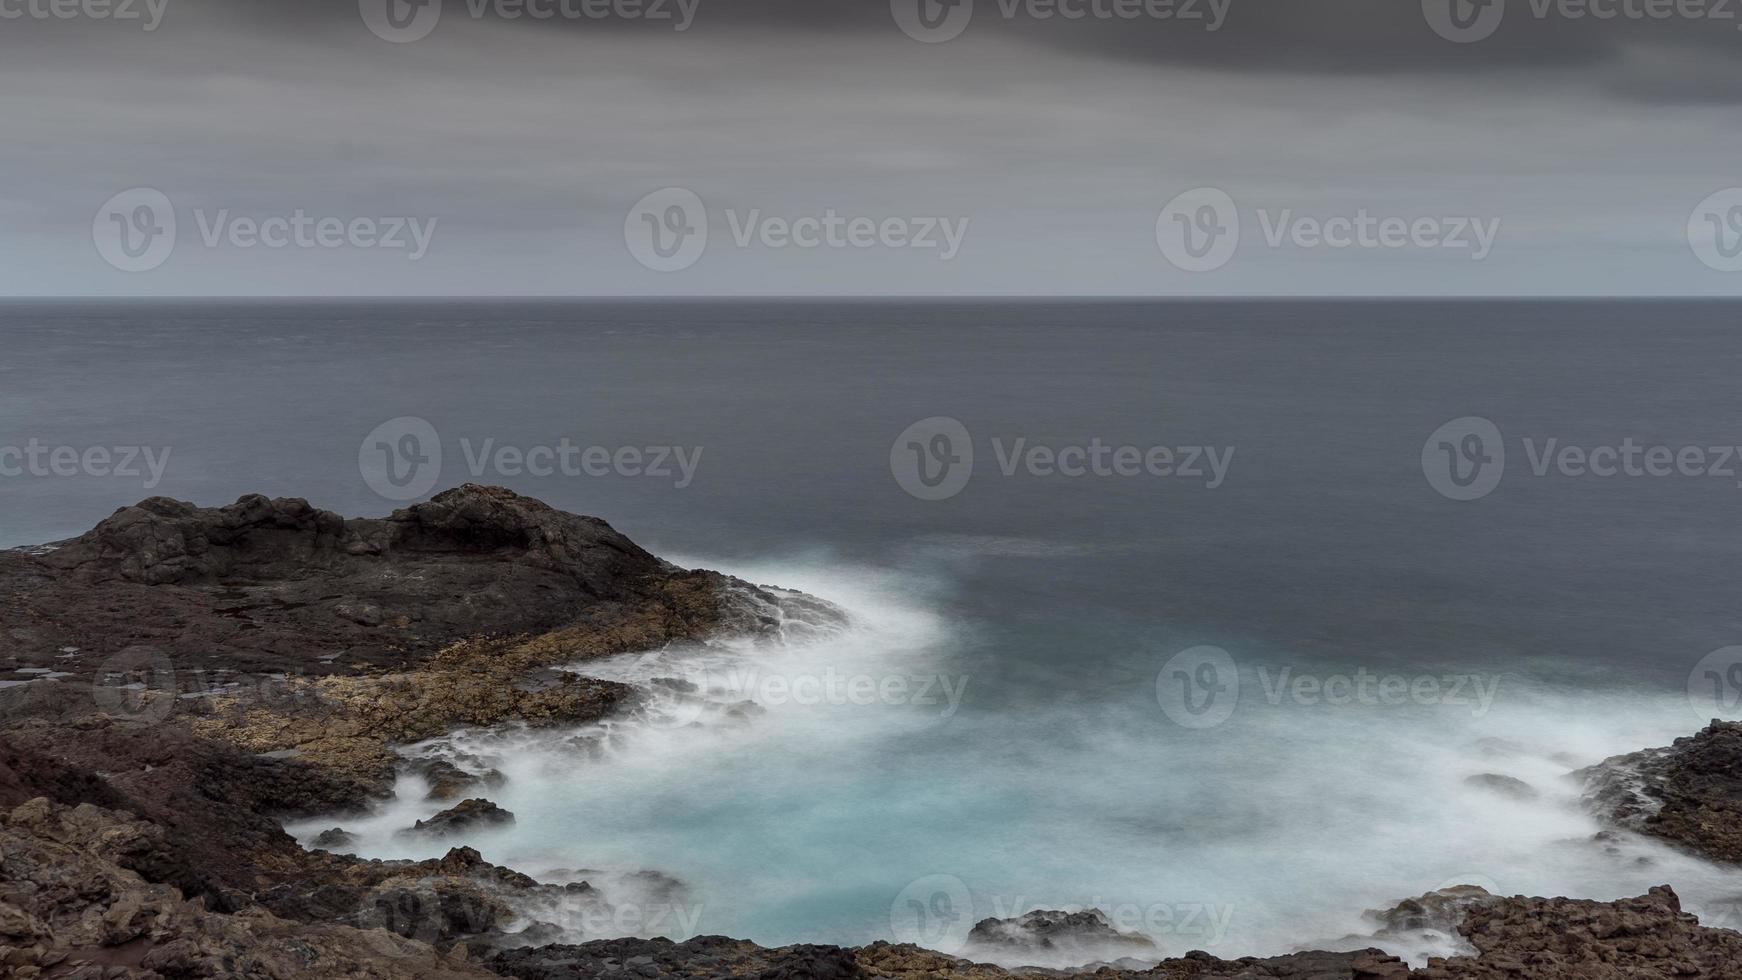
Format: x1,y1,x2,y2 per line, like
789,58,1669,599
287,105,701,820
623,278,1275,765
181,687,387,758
3,485,1742,979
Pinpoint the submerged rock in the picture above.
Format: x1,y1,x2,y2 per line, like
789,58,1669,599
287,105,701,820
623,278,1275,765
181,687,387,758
964,908,1157,956
1462,773,1538,801
313,827,360,852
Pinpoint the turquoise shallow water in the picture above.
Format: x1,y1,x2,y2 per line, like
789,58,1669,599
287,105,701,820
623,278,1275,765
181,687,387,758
12,300,1742,964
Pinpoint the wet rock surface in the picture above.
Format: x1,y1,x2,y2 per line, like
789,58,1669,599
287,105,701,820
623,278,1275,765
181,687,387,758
1575,719,1742,862
420,759,509,801
402,798,517,839
964,908,1158,959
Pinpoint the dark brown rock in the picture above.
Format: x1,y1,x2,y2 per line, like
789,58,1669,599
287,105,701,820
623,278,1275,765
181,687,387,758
1415,885,1742,979
419,759,509,802
1575,720,1742,862
1,485,835,686
313,827,359,851
401,798,517,839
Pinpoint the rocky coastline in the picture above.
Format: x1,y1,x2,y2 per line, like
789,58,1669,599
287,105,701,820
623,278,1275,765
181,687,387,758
5,486,1742,979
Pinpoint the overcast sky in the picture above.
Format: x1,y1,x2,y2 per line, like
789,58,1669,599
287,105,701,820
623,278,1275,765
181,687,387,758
3,0,1741,295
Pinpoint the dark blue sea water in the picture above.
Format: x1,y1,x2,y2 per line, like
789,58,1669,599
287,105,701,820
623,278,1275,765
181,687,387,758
7,300,1742,963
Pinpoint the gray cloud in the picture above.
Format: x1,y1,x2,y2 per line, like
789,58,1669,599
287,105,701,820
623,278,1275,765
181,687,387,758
1,0,1739,295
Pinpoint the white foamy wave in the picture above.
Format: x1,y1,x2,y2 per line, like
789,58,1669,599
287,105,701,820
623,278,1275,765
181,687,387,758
287,553,1742,966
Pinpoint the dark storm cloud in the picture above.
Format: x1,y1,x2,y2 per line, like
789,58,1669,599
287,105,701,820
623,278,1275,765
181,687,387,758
251,0,1742,89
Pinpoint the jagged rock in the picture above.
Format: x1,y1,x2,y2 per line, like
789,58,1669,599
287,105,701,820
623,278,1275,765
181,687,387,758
0,798,491,979
1368,885,1501,938
488,936,871,979
419,760,508,802
1414,885,1742,979
1574,720,1742,862
401,799,516,840
0,484,846,684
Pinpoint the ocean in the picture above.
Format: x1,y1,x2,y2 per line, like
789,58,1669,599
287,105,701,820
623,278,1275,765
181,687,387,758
7,299,1742,964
